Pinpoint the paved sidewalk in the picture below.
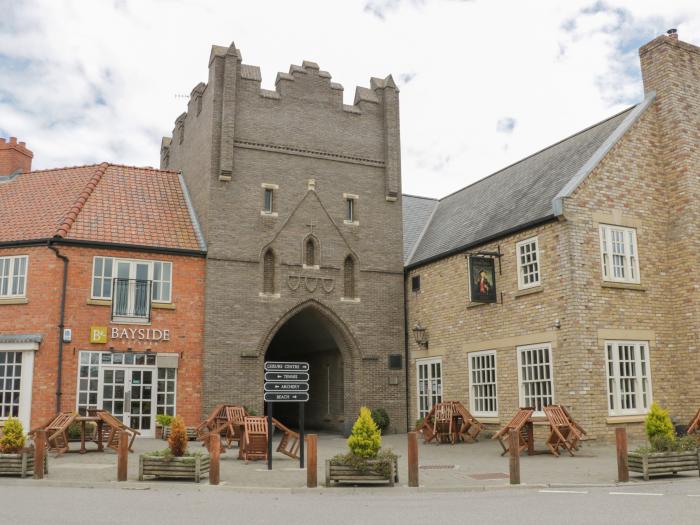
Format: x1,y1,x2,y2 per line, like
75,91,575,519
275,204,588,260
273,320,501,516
5,433,699,490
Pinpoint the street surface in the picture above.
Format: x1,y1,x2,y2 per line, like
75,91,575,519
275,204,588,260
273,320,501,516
1,483,699,525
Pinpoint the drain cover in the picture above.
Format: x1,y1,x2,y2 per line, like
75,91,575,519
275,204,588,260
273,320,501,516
469,472,509,480
419,464,456,470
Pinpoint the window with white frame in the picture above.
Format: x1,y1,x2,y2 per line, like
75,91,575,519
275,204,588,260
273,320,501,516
469,351,497,416
91,257,172,303
0,352,22,418
516,237,540,289
599,224,640,284
263,188,274,214
156,368,177,416
517,344,554,413
605,341,652,416
0,255,28,298
417,358,442,419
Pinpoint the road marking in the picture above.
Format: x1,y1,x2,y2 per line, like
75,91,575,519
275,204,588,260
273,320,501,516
539,489,589,494
609,492,664,496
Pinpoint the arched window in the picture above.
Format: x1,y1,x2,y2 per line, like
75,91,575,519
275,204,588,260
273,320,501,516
263,249,275,294
343,256,355,298
305,238,316,267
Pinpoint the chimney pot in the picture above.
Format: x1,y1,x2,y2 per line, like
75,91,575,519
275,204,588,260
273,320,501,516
9,137,17,144
667,28,678,39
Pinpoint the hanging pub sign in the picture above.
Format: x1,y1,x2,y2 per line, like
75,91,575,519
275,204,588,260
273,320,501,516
469,256,497,303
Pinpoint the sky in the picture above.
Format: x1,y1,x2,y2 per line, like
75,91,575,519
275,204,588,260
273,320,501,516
1,0,699,199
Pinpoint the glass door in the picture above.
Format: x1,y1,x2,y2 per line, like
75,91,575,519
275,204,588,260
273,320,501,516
100,367,155,437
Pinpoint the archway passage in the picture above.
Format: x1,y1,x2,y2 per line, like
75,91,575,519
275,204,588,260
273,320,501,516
264,307,345,432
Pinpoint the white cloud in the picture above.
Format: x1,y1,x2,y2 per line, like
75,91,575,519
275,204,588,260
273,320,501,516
1,0,699,197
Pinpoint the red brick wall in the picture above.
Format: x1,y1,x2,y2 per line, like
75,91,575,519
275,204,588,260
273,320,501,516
0,244,205,427
0,138,33,176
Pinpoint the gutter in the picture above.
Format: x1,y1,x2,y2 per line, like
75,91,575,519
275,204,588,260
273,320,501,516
403,274,411,432
0,238,206,257
47,240,68,414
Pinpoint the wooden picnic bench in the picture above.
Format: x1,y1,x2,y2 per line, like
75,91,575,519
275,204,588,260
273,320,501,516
95,410,140,452
452,402,484,442
544,405,584,457
417,401,485,445
433,403,456,444
272,418,301,460
29,412,77,456
197,404,247,452
492,407,534,456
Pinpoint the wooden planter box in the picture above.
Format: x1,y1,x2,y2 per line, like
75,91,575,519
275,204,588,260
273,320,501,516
0,449,47,478
628,450,700,481
325,457,398,487
138,454,210,482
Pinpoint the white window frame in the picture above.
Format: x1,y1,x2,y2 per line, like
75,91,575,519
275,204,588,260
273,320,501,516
517,343,554,415
468,350,498,417
91,257,172,304
599,224,640,284
604,340,652,416
156,367,177,417
516,237,540,289
343,193,359,225
263,188,274,214
416,357,442,420
0,343,37,431
0,255,28,298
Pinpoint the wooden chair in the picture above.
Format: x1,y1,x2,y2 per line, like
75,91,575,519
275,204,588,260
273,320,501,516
433,403,456,444
560,405,587,450
96,410,140,452
272,418,300,459
242,416,268,463
416,406,437,444
492,408,534,456
225,406,247,448
687,408,700,438
29,412,77,456
452,402,484,442
543,405,582,457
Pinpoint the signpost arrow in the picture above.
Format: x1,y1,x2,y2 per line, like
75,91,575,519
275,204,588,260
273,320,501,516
264,361,309,372
264,392,310,402
264,372,310,382
264,382,309,392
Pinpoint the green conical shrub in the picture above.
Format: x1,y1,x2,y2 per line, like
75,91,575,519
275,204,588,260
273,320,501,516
0,417,26,454
645,402,675,443
347,406,381,459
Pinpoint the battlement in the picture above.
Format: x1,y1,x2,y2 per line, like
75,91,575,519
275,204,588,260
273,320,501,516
162,41,401,200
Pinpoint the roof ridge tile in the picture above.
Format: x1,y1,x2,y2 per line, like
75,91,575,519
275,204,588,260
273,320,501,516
55,162,109,238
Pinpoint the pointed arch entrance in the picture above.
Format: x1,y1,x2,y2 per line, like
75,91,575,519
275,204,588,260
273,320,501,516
261,300,358,433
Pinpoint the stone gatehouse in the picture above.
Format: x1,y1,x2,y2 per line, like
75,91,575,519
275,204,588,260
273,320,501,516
162,43,407,433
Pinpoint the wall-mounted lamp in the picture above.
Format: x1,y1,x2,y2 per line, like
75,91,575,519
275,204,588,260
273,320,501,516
412,322,429,349
554,319,561,329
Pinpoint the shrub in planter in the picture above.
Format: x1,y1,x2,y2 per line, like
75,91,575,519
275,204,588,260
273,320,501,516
645,403,674,442
327,407,398,486
155,414,173,439
0,418,25,453
371,408,390,435
167,416,188,457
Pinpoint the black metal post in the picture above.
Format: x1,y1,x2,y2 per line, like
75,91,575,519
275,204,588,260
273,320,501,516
299,402,305,469
267,402,273,471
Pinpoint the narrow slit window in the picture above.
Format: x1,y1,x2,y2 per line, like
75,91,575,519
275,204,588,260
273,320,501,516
346,198,354,222
344,256,355,298
263,250,275,294
263,188,274,214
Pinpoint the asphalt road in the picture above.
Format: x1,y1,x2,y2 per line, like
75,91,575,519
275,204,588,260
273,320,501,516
1,484,699,525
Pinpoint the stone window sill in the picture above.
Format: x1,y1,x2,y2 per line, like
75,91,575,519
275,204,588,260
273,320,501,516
467,301,491,308
515,285,543,298
302,264,320,270
260,211,278,218
0,297,28,305
258,292,281,300
473,416,500,424
601,282,646,291
606,415,647,424
340,297,360,303
343,220,360,226
87,298,175,310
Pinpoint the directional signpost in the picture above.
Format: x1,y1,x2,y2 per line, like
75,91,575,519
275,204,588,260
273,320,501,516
264,361,310,471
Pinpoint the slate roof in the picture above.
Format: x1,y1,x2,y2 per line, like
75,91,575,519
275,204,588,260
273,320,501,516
0,163,205,252
403,101,649,267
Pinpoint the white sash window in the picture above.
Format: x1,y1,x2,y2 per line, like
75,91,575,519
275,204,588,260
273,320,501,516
599,225,640,284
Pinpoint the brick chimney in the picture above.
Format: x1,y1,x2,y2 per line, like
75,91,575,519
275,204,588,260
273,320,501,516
0,137,33,176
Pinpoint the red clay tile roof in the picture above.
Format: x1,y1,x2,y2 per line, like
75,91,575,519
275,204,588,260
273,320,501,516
0,163,204,252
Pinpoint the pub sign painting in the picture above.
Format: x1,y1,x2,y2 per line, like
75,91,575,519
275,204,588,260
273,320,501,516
469,256,497,303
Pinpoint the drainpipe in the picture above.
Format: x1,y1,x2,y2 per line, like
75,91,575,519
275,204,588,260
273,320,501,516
403,269,411,432
48,240,68,414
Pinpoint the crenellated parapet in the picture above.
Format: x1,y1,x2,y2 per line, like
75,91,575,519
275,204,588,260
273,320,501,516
163,41,401,199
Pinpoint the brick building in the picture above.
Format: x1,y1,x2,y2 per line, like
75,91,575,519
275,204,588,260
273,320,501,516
161,43,406,433
0,156,206,434
403,31,700,439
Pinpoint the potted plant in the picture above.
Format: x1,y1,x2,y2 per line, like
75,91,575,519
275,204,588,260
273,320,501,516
139,416,209,482
628,403,700,480
0,417,43,478
155,414,173,440
326,407,398,486
371,408,390,434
